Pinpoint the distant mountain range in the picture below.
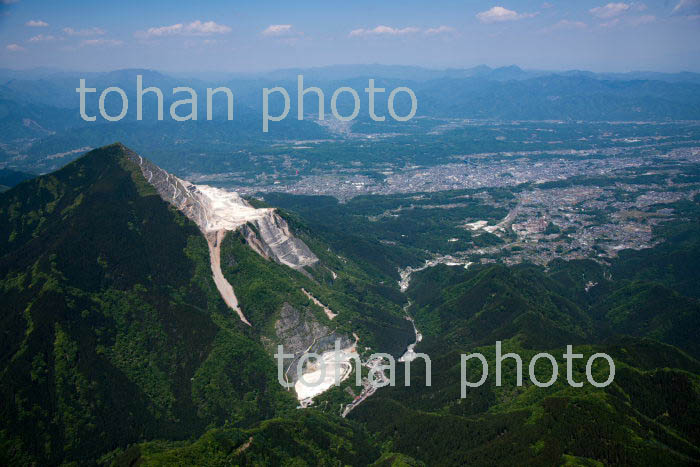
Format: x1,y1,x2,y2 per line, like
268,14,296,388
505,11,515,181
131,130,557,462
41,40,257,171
6,64,700,84
2,65,700,176
3,65,700,114
231,64,700,84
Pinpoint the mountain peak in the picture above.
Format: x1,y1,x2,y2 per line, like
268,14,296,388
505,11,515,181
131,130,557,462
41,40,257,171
120,145,319,325
123,148,318,267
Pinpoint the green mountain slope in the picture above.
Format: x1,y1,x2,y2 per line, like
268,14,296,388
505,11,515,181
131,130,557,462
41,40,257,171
137,190,700,466
0,144,294,464
0,168,34,192
2,142,699,465
346,224,700,465
112,411,381,467
0,143,417,465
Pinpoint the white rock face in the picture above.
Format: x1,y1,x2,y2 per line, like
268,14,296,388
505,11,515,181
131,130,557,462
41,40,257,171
126,149,319,326
209,229,251,326
127,151,318,267
191,185,272,232
250,213,319,270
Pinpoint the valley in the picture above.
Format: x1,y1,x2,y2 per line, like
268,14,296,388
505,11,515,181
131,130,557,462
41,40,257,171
1,64,700,466
2,133,700,465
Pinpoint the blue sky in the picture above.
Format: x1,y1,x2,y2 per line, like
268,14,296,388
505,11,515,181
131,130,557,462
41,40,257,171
1,0,699,72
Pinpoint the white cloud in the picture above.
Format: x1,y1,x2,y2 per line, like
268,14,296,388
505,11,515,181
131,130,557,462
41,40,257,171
80,38,123,47
349,25,420,37
262,24,293,36
186,20,230,35
672,0,700,14
590,3,630,19
143,24,183,37
62,27,106,36
6,43,24,51
425,25,455,35
25,19,48,27
139,20,231,39
28,33,59,42
476,6,536,23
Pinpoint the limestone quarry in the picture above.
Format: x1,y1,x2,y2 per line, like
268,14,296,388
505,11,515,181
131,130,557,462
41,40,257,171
126,149,319,326
124,149,375,405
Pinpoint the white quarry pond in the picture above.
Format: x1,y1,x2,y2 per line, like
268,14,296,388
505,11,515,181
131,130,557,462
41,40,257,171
295,347,358,401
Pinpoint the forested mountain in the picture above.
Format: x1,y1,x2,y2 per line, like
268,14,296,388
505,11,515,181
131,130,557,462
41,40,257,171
348,204,700,465
0,144,286,464
0,168,34,192
0,143,410,464
1,143,699,465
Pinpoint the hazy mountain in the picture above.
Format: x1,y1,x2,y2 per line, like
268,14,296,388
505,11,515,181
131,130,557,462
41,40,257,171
2,66,700,177
170,64,700,84
0,168,34,192
0,67,697,139
412,75,700,120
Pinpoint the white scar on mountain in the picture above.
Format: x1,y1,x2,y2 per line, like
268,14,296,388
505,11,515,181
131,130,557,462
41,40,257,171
301,288,337,320
208,229,250,326
126,147,318,326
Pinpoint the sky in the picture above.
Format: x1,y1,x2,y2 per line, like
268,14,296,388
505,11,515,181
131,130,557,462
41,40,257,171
0,0,699,73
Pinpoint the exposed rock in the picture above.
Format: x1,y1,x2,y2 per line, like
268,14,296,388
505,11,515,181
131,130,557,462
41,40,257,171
124,148,319,326
209,229,251,326
240,214,318,270
125,148,318,270
270,302,350,383
301,288,338,320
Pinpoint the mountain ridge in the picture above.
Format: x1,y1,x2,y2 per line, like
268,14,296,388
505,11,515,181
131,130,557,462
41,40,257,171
0,142,417,463
118,143,320,325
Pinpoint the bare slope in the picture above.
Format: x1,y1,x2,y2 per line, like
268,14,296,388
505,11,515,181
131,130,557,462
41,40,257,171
125,147,318,325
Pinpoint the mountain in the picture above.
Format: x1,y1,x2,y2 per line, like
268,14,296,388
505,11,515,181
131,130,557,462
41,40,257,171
0,89,76,140
1,142,699,465
169,65,700,85
115,186,700,466
0,143,286,464
412,75,700,120
0,168,34,192
345,212,700,465
346,263,700,465
0,143,412,464
3,66,700,177
111,411,384,466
